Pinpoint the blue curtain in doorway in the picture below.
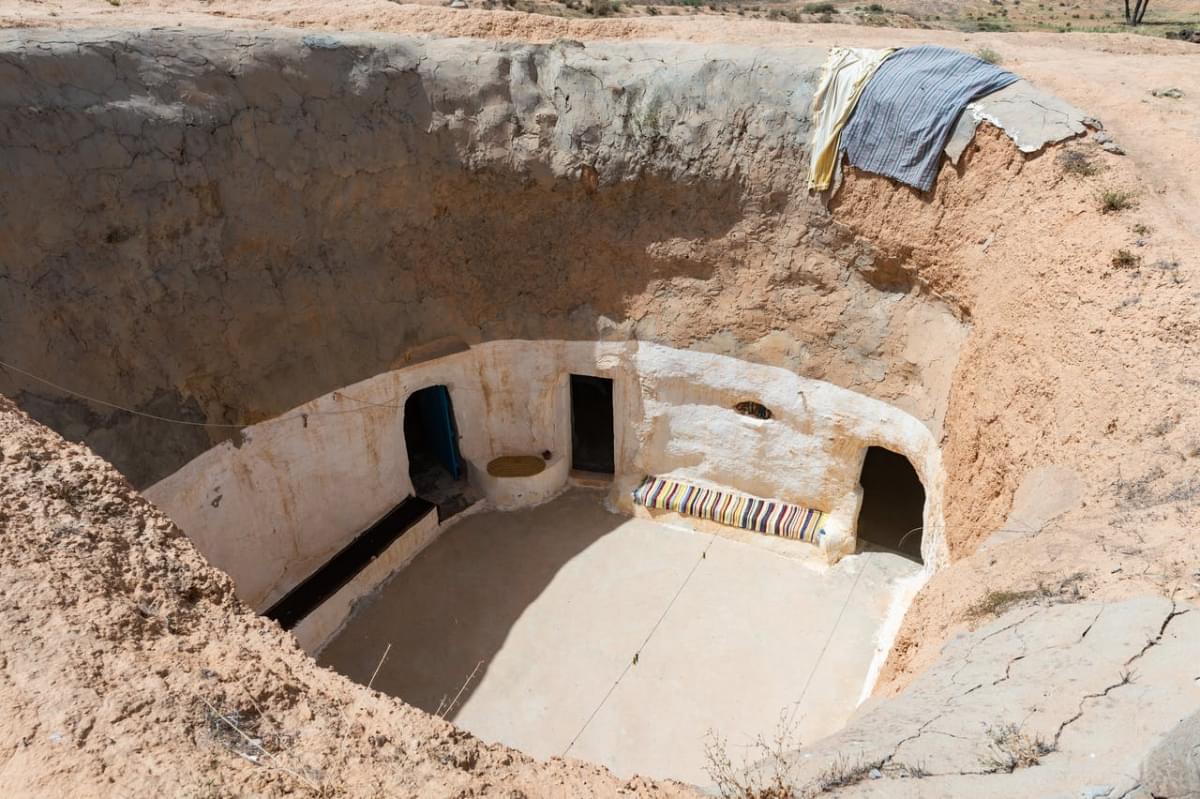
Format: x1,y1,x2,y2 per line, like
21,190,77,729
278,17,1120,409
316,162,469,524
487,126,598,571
418,386,462,479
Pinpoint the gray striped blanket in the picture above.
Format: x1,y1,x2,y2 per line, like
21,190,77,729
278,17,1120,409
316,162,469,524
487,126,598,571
839,45,1019,191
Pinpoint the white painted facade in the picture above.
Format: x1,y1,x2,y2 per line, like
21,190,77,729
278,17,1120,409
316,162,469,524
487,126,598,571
146,340,948,618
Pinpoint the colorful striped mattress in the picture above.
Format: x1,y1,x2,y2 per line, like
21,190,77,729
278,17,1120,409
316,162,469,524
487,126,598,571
631,476,828,544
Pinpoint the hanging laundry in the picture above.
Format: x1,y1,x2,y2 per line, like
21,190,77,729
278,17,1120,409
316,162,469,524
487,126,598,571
838,44,1019,192
808,46,897,192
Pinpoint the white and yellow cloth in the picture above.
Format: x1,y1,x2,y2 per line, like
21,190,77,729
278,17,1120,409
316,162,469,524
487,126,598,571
808,47,898,191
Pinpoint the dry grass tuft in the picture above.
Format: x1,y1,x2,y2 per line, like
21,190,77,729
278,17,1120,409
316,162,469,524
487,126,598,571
981,723,1055,772
1057,149,1101,177
965,587,1045,620
975,47,1002,64
200,695,318,791
814,756,884,791
1112,249,1142,270
704,709,804,798
966,573,1089,622
705,707,930,798
1100,189,1137,213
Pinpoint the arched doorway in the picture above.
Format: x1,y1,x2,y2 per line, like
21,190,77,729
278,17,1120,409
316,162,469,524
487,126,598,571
856,446,925,563
404,385,472,520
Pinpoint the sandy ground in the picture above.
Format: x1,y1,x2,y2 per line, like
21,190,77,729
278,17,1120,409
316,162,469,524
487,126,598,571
320,489,920,787
5,0,1200,35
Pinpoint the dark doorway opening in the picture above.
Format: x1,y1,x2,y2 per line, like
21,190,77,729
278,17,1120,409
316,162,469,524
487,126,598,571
404,385,475,521
856,446,925,563
570,374,615,474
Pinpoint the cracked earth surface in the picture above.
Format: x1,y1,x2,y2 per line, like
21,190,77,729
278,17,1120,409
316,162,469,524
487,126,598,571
748,597,1200,796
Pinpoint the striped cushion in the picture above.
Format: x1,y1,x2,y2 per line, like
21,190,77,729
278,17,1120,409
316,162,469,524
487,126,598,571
631,476,827,544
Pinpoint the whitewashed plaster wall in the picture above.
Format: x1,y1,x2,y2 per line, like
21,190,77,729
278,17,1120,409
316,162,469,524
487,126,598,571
621,344,947,567
146,340,947,612
146,353,476,610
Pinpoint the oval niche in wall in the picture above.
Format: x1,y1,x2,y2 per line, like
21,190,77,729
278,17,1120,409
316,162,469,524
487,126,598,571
733,400,772,420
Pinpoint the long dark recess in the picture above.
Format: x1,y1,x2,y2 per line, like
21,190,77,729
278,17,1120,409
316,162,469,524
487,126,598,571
264,495,436,630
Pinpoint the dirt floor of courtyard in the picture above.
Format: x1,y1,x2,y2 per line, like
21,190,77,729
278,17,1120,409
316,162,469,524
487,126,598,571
319,489,921,786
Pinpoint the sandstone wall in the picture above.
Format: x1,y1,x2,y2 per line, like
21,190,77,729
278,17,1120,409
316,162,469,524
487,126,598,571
0,28,965,488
